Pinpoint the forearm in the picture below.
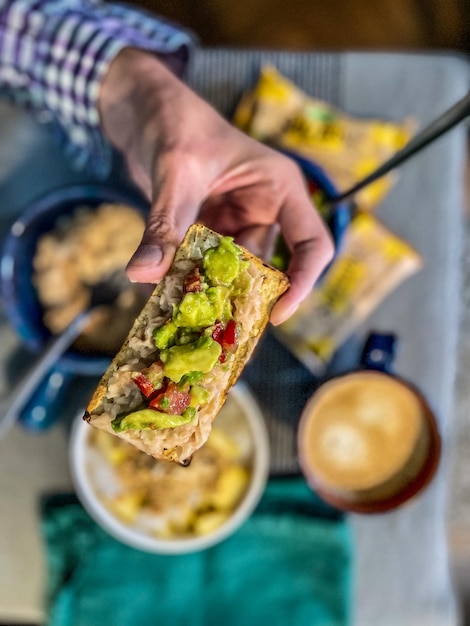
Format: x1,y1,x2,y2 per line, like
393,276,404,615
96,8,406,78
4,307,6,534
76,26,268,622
0,0,195,174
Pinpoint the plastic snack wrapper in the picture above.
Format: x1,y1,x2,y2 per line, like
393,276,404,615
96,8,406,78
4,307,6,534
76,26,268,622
233,66,416,211
274,213,423,374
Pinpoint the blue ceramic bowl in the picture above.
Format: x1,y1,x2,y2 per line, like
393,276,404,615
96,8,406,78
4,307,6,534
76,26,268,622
0,184,149,429
287,150,351,249
272,149,351,272
1,184,149,369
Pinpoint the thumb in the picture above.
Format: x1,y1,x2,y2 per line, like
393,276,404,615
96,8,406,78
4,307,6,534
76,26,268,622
125,219,177,284
126,162,205,284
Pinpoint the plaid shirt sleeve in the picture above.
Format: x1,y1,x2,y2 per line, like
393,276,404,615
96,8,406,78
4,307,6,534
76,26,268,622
0,0,195,176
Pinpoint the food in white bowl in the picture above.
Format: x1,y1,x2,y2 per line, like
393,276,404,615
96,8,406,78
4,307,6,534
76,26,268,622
70,383,270,553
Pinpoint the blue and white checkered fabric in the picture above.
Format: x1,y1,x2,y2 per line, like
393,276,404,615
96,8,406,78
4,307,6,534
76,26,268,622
0,0,194,175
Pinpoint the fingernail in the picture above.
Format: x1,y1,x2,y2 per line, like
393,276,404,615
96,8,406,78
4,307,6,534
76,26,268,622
271,302,299,326
129,244,163,268
126,245,164,283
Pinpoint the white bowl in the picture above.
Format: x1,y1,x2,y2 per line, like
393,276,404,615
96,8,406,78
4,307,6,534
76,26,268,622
69,382,270,554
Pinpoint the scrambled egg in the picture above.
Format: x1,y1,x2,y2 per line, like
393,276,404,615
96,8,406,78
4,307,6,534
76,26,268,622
32,202,146,355
90,425,251,539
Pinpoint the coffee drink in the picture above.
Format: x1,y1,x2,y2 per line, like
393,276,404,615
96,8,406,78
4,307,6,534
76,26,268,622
298,371,437,511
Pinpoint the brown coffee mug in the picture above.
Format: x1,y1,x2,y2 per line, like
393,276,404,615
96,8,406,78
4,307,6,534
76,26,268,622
297,333,441,514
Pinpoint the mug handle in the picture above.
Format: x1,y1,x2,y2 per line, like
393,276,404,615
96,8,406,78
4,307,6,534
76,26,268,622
360,332,397,374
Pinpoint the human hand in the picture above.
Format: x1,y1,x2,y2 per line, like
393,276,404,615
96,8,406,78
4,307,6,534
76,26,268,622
99,48,334,325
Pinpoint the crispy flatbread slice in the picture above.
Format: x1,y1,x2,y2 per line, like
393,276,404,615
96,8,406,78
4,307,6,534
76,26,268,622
84,223,289,464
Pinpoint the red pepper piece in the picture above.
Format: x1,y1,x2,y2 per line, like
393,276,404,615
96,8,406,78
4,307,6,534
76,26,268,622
212,319,240,363
211,321,225,344
222,320,239,352
131,373,157,399
149,382,191,415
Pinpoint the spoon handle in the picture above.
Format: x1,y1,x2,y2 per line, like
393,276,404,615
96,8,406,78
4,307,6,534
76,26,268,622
330,90,470,206
0,310,90,437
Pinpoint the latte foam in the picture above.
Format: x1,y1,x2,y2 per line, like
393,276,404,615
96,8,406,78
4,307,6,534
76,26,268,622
298,371,430,503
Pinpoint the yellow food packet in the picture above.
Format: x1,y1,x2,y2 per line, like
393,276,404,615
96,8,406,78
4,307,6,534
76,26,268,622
233,66,416,211
275,213,423,373
233,65,305,139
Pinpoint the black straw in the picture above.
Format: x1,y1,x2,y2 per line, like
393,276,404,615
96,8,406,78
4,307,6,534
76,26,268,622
328,90,470,207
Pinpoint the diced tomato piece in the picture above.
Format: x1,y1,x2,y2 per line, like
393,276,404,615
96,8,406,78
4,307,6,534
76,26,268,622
131,373,157,399
213,320,240,363
222,320,239,351
149,390,169,411
149,382,191,415
211,321,225,344
184,267,202,293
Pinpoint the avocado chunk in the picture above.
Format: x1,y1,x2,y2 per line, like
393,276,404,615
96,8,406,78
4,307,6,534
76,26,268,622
179,371,203,386
174,286,228,328
161,336,222,382
203,237,241,286
111,407,196,432
190,385,211,407
231,264,251,296
153,320,178,350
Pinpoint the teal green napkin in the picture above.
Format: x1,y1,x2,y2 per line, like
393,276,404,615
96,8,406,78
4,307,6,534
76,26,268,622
41,479,352,626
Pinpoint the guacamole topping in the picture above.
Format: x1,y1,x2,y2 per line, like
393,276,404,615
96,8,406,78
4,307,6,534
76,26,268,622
111,237,248,433
203,237,241,286
112,407,196,432
160,336,222,383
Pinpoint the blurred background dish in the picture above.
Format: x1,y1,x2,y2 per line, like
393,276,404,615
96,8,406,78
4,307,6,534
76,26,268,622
69,382,270,554
0,184,150,430
0,183,149,363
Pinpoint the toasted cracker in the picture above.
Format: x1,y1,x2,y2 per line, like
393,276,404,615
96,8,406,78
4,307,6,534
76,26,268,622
84,224,288,463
